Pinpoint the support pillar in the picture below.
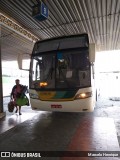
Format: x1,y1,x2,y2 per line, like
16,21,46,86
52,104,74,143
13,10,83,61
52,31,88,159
0,24,3,113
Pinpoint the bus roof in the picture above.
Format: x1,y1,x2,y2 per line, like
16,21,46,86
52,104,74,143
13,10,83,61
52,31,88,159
33,33,89,55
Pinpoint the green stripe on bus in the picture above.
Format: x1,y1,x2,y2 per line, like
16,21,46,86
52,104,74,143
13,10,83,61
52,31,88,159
53,91,77,99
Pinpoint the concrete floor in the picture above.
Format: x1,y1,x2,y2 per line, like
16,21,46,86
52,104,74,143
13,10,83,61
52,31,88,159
94,97,120,146
0,96,120,160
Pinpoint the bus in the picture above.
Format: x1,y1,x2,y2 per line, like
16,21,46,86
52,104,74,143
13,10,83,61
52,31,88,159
27,33,96,112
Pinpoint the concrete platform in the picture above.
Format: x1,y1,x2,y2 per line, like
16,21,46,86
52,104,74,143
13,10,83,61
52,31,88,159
61,116,120,160
0,97,120,160
0,112,119,160
0,96,39,133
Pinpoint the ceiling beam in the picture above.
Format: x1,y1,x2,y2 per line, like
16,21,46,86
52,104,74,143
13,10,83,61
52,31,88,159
0,13,39,42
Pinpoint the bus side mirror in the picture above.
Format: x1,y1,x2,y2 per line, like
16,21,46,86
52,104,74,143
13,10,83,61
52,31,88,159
89,43,96,62
17,53,30,71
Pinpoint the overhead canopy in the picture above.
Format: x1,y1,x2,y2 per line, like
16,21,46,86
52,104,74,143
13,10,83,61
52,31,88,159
0,0,120,61
1,25,34,61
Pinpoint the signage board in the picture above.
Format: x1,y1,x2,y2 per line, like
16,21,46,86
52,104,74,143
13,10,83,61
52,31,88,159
32,2,48,21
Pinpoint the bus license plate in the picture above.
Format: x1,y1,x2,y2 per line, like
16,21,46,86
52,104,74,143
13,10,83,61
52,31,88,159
51,104,62,108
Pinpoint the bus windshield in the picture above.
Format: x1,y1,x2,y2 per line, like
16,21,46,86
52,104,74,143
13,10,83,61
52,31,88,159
30,49,91,90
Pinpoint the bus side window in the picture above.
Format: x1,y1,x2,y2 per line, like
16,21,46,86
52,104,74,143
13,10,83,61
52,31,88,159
79,71,90,87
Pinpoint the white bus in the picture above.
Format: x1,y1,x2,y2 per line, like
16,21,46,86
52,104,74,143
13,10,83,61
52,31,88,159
28,33,96,112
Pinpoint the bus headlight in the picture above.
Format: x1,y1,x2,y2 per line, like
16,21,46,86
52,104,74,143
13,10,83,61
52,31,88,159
29,93,39,99
74,92,92,99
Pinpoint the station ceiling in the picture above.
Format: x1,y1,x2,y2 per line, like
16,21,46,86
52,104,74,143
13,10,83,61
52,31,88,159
0,0,120,61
